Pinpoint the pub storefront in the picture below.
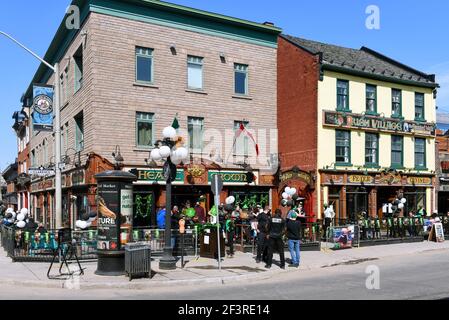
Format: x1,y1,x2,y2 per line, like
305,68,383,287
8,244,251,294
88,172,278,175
321,170,435,225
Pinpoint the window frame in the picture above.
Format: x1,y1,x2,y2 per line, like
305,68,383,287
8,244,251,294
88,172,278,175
74,46,83,93
233,121,250,157
335,130,351,166
391,88,403,118
75,113,84,152
188,116,205,152
136,112,155,149
365,133,379,167
336,79,350,112
390,135,404,169
414,138,427,169
415,92,425,122
365,84,378,115
234,63,249,96
187,55,204,90
135,47,154,84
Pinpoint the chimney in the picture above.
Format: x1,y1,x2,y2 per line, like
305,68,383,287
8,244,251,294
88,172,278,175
263,21,274,26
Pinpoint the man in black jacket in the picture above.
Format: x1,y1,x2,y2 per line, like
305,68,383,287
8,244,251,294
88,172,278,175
286,212,301,267
265,209,286,269
256,206,269,263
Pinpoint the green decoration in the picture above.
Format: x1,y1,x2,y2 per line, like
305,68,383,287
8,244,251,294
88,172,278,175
186,208,196,218
209,206,217,216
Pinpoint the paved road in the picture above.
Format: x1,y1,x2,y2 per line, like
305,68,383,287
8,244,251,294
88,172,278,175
1,249,448,300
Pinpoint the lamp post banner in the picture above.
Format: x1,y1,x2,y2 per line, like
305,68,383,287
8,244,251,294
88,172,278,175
32,84,54,132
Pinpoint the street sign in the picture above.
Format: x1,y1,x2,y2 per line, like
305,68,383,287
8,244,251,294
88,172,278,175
211,174,223,195
29,167,55,177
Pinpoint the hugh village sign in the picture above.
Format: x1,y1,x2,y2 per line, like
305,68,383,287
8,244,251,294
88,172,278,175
323,111,436,137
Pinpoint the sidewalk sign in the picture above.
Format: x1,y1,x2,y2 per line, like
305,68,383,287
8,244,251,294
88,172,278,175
428,223,445,243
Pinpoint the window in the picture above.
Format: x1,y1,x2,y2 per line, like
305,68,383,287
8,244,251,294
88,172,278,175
336,130,351,164
234,64,248,95
75,112,84,152
136,112,154,148
31,150,36,167
366,85,377,114
391,135,403,168
187,56,203,90
392,89,402,117
43,140,48,166
65,123,69,154
404,188,426,214
365,133,378,166
74,46,83,92
346,187,368,223
188,117,204,151
415,93,425,121
337,80,349,111
60,74,65,104
414,138,426,168
136,47,153,83
234,121,249,156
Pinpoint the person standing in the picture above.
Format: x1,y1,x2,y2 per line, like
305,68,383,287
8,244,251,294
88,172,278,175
323,203,335,242
255,206,269,263
265,209,286,269
225,214,235,258
286,212,301,268
194,202,206,224
170,206,180,250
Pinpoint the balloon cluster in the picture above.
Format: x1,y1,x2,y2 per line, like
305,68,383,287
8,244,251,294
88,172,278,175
75,210,97,230
280,187,299,207
224,196,236,212
149,126,189,165
395,198,407,210
2,208,31,229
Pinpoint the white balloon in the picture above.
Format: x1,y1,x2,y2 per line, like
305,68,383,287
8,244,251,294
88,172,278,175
401,198,406,204
88,217,96,223
282,192,289,200
163,126,177,139
176,147,189,160
171,156,182,165
6,208,14,214
20,208,28,216
75,220,82,228
86,222,92,228
78,221,88,230
150,148,162,161
285,187,292,195
289,188,297,196
17,214,25,221
17,221,26,229
398,203,404,209
159,146,171,158
225,196,235,205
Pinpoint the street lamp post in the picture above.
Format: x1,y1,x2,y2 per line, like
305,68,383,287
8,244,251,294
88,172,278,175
149,126,189,270
1,31,63,229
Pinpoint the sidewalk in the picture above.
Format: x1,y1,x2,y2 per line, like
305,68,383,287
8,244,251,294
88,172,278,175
1,241,449,290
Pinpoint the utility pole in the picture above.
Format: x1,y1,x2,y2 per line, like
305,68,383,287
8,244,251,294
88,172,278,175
1,31,62,229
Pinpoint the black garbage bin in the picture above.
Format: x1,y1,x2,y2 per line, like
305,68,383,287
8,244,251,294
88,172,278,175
125,242,152,281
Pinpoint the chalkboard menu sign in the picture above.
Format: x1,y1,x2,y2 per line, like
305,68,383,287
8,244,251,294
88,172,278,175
97,182,120,251
429,222,445,243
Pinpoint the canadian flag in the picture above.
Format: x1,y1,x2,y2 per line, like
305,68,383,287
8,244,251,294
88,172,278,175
234,123,260,156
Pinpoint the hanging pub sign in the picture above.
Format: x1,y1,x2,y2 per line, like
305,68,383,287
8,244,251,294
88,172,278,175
323,110,435,137
32,84,54,132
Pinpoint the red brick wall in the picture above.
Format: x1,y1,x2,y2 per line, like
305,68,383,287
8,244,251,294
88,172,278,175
277,36,319,172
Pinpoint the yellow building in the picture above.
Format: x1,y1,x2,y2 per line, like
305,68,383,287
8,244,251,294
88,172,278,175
280,36,439,223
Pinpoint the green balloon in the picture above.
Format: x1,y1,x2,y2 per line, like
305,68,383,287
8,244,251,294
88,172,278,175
210,206,217,216
186,208,196,218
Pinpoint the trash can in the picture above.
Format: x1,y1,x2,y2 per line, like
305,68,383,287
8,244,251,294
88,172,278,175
125,242,152,281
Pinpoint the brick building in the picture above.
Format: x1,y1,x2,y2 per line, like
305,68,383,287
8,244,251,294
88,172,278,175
21,0,281,229
278,35,439,223
1,161,18,211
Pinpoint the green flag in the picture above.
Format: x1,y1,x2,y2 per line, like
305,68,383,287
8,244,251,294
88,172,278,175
172,117,180,130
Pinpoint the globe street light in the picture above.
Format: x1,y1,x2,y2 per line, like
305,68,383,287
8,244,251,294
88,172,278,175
149,126,189,270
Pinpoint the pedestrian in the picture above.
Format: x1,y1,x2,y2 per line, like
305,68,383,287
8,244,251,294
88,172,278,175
323,203,335,242
265,209,286,269
225,214,235,258
194,202,206,224
170,206,180,250
255,206,269,263
286,211,301,268
156,206,166,229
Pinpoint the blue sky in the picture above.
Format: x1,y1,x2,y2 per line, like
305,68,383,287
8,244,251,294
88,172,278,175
1,0,448,171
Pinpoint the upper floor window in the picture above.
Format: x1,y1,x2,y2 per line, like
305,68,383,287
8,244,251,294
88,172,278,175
337,80,349,111
188,117,204,151
75,112,84,152
336,130,351,164
31,150,36,167
234,64,248,95
187,56,204,90
414,138,426,169
392,89,402,118
415,93,425,121
365,133,379,166
234,121,249,156
366,85,377,114
136,112,154,148
391,135,403,168
74,46,83,92
136,47,154,83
